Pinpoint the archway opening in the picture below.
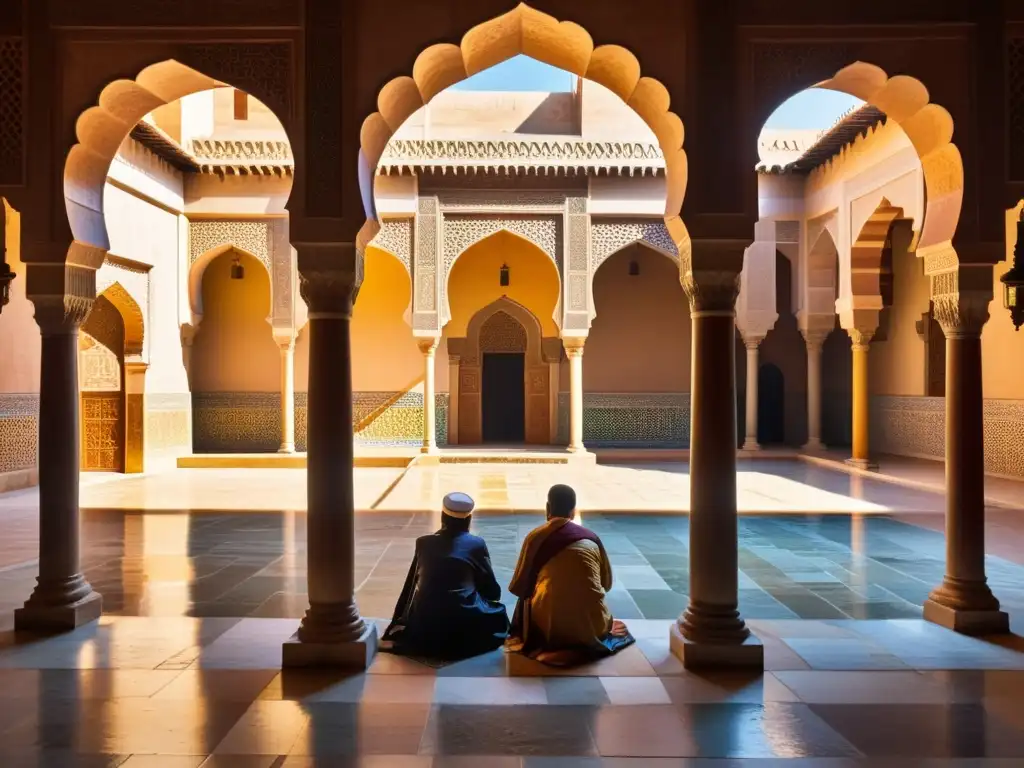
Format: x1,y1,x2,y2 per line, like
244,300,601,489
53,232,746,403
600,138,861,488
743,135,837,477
757,363,786,446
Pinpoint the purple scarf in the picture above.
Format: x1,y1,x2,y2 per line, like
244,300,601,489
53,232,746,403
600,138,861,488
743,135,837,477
513,520,600,599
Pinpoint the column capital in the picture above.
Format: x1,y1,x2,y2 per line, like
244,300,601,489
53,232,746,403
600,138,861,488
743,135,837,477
563,336,586,357
741,335,764,350
800,327,831,350
847,328,874,351
930,263,994,338
27,258,104,333
417,336,440,356
296,242,362,318
681,239,746,314
448,353,461,365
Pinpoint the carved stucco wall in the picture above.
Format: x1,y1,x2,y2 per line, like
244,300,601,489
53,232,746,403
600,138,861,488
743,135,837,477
369,218,413,272
871,396,1024,479
590,219,679,271
96,260,150,358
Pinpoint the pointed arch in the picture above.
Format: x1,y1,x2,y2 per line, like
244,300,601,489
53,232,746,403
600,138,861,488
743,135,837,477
99,281,145,360
357,3,690,264
188,244,271,326
851,198,904,305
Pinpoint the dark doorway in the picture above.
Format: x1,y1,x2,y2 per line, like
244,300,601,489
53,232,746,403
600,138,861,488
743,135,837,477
757,363,785,445
482,353,525,443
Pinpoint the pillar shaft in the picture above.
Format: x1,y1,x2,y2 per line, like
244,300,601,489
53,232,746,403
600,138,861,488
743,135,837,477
565,339,585,452
278,339,296,453
741,340,760,450
847,330,875,469
419,338,439,453
16,309,101,630
298,302,364,643
680,311,748,643
924,327,1007,633
804,335,825,450
448,355,460,445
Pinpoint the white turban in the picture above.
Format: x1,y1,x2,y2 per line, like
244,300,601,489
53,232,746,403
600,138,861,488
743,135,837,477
442,492,475,518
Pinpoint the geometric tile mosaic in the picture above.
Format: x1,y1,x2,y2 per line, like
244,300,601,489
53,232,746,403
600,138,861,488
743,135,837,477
0,394,37,473
558,392,690,447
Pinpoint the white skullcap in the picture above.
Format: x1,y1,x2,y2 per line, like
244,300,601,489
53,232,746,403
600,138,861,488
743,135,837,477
442,492,475,518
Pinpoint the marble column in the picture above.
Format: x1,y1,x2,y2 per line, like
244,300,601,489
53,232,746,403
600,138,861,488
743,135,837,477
278,337,296,453
846,329,876,470
16,296,102,631
671,246,762,669
565,338,585,452
923,289,1008,634
802,330,826,451
283,249,376,667
419,337,439,453
740,337,761,451
448,354,460,445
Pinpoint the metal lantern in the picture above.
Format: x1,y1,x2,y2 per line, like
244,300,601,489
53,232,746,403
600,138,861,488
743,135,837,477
1002,209,1024,331
499,263,509,287
0,212,12,313
230,255,245,281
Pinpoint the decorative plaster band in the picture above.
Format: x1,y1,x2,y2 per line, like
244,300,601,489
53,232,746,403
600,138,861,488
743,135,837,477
189,219,271,272
590,219,679,270
369,218,412,272
0,394,39,473
871,396,1024,479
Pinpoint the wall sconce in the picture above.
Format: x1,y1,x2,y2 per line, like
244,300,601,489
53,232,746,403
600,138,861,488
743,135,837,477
230,255,245,281
0,214,13,313
499,263,510,287
1002,208,1024,331
629,259,640,276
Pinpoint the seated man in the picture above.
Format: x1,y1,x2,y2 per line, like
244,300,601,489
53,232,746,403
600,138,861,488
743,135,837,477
382,492,509,661
506,484,634,666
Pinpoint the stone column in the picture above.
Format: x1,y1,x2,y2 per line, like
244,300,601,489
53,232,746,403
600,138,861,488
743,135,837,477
740,337,762,451
671,241,762,669
802,330,827,451
447,354,460,445
564,337,586,453
923,280,1008,635
846,329,876,470
283,246,377,668
277,336,296,453
418,337,439,453
16,293,102,630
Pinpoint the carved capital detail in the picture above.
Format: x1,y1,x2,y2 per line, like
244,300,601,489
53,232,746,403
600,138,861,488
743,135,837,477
681,239,746,313
563,337,586,358
930,264,994,337
27,260,103,333
417,337,440,356
296,242,362,318
800,327,831,351
848,328,874,351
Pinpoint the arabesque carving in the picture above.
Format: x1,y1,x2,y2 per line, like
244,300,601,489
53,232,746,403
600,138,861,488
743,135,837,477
369,218,413,272
591,220,679,270
189,220,271,272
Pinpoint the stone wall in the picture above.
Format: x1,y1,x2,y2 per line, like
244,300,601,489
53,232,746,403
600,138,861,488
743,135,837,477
871,396,1024,479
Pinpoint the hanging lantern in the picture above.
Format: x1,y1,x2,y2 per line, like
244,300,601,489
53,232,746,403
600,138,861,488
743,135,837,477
0,213,12,313
629,259,640,276
230,254,245,281
499,263,510,287
1002,209,1024,331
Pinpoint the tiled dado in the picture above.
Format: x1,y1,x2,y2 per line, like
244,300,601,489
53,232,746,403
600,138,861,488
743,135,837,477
194,391,449,452
0,393,38,473
871,395,1024,478
557,392,691,447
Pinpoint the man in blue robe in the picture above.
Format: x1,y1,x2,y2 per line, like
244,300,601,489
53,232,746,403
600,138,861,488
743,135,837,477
382,492,509,661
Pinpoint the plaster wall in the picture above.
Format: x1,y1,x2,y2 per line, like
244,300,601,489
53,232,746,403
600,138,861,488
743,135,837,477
586,245,690,393
0,205,37,394
579,79,658,142
393,90,578,139
184,175,291,215
587,177,668,216
109,138,185,213
982,207,1024,399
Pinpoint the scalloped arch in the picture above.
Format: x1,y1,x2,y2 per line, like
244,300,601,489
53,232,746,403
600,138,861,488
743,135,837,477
850,198,904,303
99,281,145,359
816,62,963,254
360,3,690,256
64,60,292,257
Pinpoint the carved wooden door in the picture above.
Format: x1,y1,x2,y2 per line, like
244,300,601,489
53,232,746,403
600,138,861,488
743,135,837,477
81,392,124,472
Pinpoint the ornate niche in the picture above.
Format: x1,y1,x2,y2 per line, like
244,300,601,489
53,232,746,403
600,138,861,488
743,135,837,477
450,297,557,445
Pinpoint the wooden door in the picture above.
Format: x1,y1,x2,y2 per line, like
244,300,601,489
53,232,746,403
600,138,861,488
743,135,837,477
81,392,124,471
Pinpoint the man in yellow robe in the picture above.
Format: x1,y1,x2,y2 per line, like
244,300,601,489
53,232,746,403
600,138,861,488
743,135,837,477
506,484,633,666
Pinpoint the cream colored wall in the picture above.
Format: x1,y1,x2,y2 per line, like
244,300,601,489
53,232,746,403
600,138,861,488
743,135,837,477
982,206,1024,399
0,204,39,393
184,175,291,215
102,184,188,395
446,231,561,337
580,79,657,142
586,245,690,392
191,251,279,392
868,229,931,396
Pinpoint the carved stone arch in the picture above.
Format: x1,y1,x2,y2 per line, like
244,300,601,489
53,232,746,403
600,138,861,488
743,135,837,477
451,296,558,445
590,219,680,274
442,220,562,327
99,282,145,360
188,242,272,327
368,218,413,274
358,3,691,288
850,198,904,308
64,59,295,261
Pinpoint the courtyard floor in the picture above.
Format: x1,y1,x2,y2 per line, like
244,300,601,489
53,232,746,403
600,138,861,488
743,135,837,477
1,459,1024,764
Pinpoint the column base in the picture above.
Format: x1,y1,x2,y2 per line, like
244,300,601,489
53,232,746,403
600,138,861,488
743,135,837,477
802,438,825,452
669,622,764,670
15,590,102,633
844,457,879,471
740,441,761,452
420,443,438,455
278,443,296,454
282,620,379,669
923,598,1010,636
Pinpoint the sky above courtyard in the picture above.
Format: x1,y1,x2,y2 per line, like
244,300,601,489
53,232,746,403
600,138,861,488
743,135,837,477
453,55,864,131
